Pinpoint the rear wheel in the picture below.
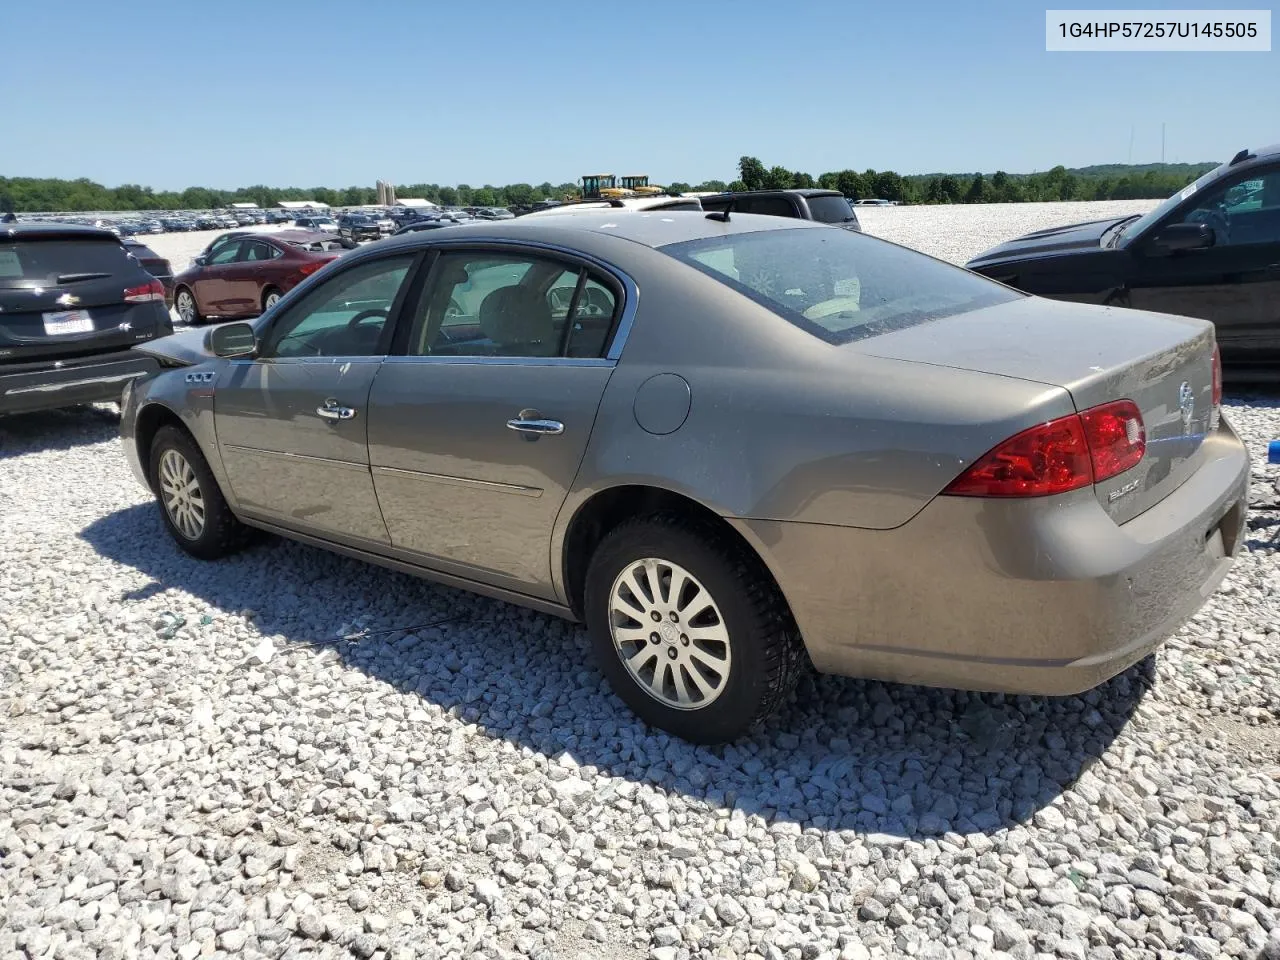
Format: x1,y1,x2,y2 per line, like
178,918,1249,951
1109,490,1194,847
149,425,255,560
175,287,202,325
262,287,283,312
584,514,804,743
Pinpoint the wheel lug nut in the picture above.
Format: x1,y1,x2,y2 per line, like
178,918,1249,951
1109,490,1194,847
650,633,660,644
667,647,678,660
680,635,689,646
669,611,679,623
650,611,661,622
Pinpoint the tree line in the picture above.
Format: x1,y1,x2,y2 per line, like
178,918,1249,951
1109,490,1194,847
0,156,1217,213
726,156,1216,204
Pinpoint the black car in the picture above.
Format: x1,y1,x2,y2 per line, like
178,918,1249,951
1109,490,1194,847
0,224,170,414
967,144,1280,377
698,189,862,232
122,238,175,307
337,214,381,243
392,220,454,236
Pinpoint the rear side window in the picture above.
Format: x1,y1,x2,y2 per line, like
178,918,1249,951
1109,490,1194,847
0,240,133,288
738,196,796,218
662,228,1022,345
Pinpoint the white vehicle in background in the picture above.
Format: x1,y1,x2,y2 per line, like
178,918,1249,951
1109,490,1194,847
520,195,704,218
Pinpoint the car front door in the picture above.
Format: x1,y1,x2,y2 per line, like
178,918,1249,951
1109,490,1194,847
1128,165,1280,366
221,239,280,317
213,252,419,546
194,238,245,315
366,246,624,599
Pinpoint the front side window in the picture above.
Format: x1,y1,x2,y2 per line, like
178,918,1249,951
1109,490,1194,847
662,227,1020,345
262,255,413,359
208,241,243,265
1172,167,1280,246
406,251,618,359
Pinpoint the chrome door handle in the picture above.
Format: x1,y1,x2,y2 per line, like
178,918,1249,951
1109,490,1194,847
506,417,564,436
316,398,357,421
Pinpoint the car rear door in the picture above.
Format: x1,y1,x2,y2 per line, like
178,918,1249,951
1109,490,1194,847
366,245,625,600
213,251,420,546
1128,165,1280,367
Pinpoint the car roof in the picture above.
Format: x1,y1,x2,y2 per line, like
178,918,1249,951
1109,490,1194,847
2,222,120,241
372,211,820,254
703,188,845,200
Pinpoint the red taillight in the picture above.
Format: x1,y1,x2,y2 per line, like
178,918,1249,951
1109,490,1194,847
944,400,1147,498
123,278,165,302
1212,344,1222,408
943,414,1094,497
297,260,330,277
1080,400,1145,482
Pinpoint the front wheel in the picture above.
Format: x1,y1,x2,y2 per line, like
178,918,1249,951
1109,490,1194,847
584,515,804,743
149,425,256,560
174,287,202,325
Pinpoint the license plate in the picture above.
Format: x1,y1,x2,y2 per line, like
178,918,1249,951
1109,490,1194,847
42,310,94,335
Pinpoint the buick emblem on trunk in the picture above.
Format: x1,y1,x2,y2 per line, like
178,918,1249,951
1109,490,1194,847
55,293,79,306
1178,381,1195,434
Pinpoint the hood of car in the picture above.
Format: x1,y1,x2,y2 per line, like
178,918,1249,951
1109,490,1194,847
965,216,1130,269
131,325,216,366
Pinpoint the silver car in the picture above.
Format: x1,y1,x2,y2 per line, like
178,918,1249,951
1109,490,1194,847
120,213,1249,743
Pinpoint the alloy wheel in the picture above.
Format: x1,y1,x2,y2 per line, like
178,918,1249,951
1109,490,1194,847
159,448,206,540
176,291,196,323
264,291,281,310
608,558,732,710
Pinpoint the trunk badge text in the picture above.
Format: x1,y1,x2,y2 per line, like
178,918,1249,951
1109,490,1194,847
185,372,215,384
1108,477,1141,502
1179,381,1195,435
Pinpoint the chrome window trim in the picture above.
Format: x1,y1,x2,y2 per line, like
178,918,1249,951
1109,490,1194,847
380,356,614,368
400,236,640,361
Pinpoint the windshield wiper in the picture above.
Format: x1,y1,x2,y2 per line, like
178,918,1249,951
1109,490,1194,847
1104,216,1141,248
56,272,113,283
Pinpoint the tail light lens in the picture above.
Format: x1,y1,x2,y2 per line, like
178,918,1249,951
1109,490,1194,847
297,260,329,277
123,278,166,302
1079,400,1146,482
1212,344,1222,409
944,400,1146,498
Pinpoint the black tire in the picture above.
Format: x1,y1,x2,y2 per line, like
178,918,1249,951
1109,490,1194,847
584,514,804,744
149,425,256,560
174,286,202,326
261,286,283,313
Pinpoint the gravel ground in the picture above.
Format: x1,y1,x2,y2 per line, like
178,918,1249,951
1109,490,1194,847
3,201,1280,960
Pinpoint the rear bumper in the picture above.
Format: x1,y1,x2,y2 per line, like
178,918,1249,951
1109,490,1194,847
0,351,160,415
734,417,1251,696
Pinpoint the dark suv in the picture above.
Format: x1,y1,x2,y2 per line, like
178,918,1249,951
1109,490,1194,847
338,214,381,244
698,189,862,231
1,224,171,415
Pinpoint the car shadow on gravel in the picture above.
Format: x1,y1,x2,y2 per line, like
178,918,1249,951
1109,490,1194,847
82,502,1153,840
0,404,121,457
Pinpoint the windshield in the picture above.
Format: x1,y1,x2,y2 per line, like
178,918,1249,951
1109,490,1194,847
1118,163,1227,244
806,195,858,224
662,227,1020,345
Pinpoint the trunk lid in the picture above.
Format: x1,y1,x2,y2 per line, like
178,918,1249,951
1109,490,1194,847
850,297,1217,524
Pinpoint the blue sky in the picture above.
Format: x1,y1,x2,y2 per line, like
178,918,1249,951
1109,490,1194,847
2,0,1274,189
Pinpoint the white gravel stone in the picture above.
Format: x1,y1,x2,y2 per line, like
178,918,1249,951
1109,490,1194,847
2,202,1278,960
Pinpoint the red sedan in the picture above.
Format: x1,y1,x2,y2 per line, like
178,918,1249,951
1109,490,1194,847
172,231,347,324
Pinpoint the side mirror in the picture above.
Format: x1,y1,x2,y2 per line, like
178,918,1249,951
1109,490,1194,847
1149,221,1215,254
207,322,258,359
193,255,207,266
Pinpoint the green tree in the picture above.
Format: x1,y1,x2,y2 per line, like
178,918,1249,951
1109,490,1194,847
817,172,840,191
472,187,497,206
667,181,692,194
437,186,458,206
938,176,961,203
965,174,989,203
791,171,815,189
693,180,727,192
835,170,865,199
738,156,766,191
925,178,945,203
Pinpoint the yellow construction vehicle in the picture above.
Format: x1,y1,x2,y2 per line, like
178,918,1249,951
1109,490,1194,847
620,175,662,196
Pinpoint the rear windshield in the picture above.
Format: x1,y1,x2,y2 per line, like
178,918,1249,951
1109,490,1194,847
0,239,132,288
805,195,858,224
661,227,1021,345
